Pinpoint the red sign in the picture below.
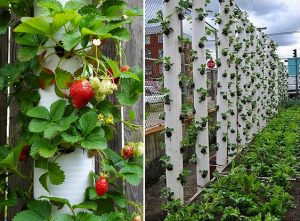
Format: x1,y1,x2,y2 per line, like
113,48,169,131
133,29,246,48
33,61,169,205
207,60,216,69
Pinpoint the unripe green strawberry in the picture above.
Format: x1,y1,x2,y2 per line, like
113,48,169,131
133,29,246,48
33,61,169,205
95,176,109,196
90,77,101,91
133,142,144,157
98,79,116,95
105,114,114,125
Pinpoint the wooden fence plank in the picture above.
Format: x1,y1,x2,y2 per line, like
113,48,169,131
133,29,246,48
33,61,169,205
0,8,8,221
7,14,33,220
123,0,144,212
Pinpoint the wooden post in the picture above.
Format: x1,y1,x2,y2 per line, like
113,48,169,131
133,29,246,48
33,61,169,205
123,0,143,210
0,9,8,221
192,0,210,187
163,0,184,201
216,0,230,169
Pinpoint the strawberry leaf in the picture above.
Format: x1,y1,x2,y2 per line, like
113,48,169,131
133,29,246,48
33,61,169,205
50,99,66,122
38,70,55,90
51,214,73,221
39,173,49,193
14,17,52,35
119,163,143,186
116,66,143,106
61,31,81,51
12,210,44,221
26,106,50,120
60,115,78,131
61,132,82,144
79,111,98,136
38,141,57,158
55,68,73,90
110,27,131,41
17,46,38,62
44,124,60,139
29,119,49,133
48,162,65,185
81,127,107,150
72,201,97,211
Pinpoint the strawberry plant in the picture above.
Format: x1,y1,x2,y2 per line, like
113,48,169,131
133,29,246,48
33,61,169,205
163,106,300,220
0,0,143,220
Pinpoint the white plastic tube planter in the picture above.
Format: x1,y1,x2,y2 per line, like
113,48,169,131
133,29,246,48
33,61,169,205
256,31,264,131
227,0,237,157
243,20,252,143
163,0,184,201
34,149,94,214
264,38,272,124
33,0,95,214
260,34,268,129
216,0,231,169
248,28,257,140
236,12,247,147
192,0,210,187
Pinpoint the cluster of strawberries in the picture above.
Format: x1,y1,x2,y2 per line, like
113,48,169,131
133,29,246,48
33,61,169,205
69,66,129,109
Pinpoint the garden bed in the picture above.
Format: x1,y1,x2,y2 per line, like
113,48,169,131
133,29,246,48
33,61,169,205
156,106,300,221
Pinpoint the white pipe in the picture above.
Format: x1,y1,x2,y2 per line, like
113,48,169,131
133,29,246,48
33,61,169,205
216,0,230,169
34,0,95,214
236,12,247,146
227,0,237,157
192,0,210,187
163,0,184,201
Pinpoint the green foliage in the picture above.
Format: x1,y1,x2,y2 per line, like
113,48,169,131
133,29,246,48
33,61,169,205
164,106,300,220
117,66,143,106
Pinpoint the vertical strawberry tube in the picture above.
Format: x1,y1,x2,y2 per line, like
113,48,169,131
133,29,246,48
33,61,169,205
33,0,95,214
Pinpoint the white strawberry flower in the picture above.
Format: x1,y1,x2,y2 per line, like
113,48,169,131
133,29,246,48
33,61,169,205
93,39,101,46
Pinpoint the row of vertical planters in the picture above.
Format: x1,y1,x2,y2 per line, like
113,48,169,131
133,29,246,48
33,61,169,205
163,105,300,220
0,0,143,220
151,0,288,205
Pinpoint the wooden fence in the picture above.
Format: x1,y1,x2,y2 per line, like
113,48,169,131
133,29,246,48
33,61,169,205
0,0,143,219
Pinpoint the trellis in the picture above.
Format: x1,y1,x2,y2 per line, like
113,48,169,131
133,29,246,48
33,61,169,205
162,0,288,202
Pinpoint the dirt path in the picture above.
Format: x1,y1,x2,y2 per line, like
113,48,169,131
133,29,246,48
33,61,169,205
284,179,300,221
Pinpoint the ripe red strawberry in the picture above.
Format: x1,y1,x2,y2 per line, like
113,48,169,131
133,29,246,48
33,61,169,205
121,65,130,72
70,80,94,109
95,176,109,196
19,144,30,162
133,215,142,221
121,144,134,160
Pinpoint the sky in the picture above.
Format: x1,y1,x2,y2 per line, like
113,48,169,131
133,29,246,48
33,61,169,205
145,0,300,59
